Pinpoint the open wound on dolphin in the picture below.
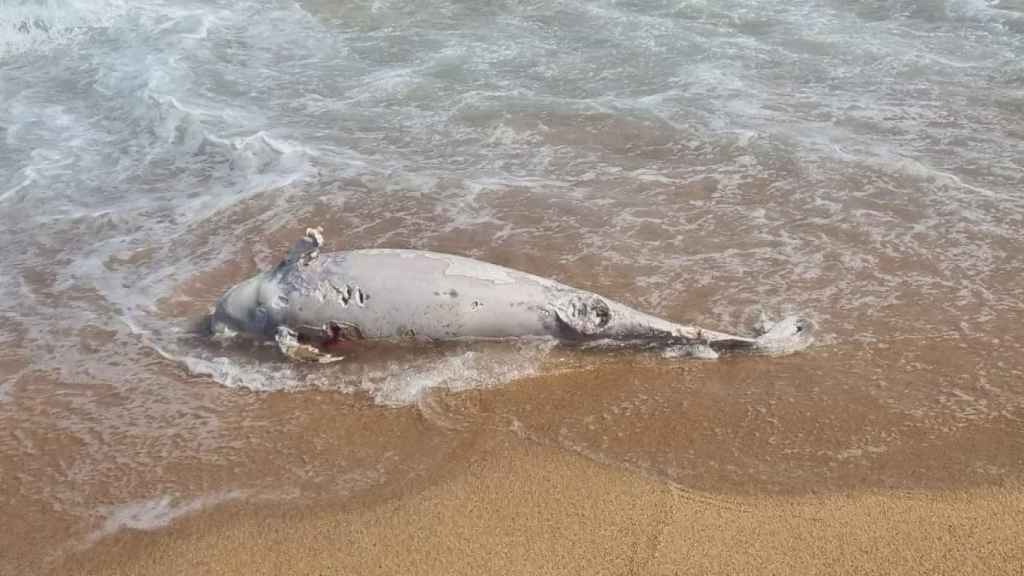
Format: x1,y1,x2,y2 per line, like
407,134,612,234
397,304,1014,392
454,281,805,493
553,296,613,338
323,321,364,348
211,228,814,363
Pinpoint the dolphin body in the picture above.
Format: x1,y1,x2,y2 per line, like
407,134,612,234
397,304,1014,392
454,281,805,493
211,228,813,362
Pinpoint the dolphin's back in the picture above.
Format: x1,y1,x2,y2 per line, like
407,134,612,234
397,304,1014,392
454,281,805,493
279,249,567,341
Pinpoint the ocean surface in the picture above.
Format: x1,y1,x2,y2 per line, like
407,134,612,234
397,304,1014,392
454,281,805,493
2,0,1023,571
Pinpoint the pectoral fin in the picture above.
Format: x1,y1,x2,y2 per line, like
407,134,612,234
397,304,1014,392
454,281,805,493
275,326,344,363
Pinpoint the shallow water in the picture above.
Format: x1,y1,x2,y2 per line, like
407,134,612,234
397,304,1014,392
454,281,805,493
2,0,1023,571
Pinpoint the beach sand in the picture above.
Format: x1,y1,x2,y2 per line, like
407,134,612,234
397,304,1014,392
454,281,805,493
60,430,1024,576
7,337,1023,575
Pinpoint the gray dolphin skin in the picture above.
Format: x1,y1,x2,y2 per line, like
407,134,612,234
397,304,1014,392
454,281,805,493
211,228,813,362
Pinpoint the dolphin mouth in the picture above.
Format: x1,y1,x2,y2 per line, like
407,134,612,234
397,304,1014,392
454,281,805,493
209,273,274,338
209,296,248,338
208,308,239,338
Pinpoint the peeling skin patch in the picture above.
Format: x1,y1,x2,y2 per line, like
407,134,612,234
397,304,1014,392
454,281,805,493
420,253,516,284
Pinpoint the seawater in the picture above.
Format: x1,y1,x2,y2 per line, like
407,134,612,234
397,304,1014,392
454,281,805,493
1,0,1023,570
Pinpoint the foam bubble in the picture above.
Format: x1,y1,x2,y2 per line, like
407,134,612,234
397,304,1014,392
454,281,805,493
754,316,816,355
170,338,558,407
90,491,243,543
661,343,720,360
0,0,127,57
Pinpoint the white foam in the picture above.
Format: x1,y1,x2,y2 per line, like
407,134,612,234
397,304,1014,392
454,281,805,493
90,491,243,543
350,342,557,406
181,355,285,391
753,316,816,355
174,339,557,406
0,0,127,57
661,343,719,360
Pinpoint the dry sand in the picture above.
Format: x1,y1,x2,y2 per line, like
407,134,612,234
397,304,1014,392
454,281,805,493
61,433,1024,576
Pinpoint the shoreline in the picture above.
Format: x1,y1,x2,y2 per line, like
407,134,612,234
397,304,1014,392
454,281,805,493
58,432,1024,576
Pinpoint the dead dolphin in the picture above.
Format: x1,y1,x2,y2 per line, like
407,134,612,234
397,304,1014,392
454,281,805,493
211,228,812,362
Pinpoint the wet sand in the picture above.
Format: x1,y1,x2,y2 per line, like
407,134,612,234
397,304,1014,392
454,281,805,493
31,343,1023,576
62,434,1024,576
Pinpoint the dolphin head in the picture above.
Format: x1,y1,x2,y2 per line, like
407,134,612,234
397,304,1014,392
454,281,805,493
210,273,276,338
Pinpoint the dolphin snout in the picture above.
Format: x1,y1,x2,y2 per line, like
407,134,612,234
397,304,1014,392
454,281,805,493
210,275,269,337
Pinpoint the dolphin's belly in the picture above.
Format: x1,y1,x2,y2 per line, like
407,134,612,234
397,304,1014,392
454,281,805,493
280,249,564,341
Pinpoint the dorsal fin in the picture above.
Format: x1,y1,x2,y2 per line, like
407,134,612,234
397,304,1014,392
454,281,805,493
550,295,612,338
